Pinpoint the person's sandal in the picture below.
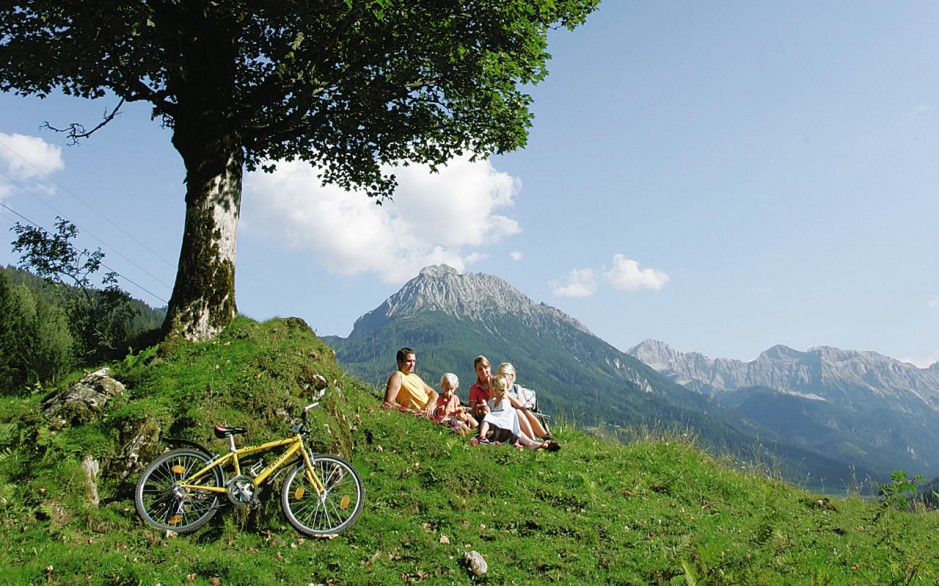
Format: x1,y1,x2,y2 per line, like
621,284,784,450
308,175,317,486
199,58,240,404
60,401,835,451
546,440,561,452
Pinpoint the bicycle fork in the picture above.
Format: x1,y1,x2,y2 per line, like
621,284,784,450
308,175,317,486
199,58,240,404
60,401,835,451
299,446,326,497
299,448,352,511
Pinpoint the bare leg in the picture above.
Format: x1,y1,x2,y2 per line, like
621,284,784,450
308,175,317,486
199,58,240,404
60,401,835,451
463,413,479,429
516,408,549,438
523,409,549,437
515,431,547,451
516,408,536,439
478,421,490,440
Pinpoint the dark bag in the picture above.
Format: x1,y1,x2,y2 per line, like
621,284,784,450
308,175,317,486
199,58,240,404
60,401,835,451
485,426,517,444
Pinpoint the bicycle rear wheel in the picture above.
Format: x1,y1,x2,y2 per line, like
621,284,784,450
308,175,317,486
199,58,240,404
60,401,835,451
135,448,224,533
282,455,364,536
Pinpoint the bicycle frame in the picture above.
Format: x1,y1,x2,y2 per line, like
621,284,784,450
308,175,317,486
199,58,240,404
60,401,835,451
178,433,326,497
136,399,364,536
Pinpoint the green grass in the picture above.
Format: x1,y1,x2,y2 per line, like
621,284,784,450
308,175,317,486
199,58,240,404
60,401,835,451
2,316,938,584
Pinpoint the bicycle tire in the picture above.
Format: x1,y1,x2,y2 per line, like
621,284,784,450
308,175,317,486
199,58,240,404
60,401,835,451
281,454,364,536
135,448,224,534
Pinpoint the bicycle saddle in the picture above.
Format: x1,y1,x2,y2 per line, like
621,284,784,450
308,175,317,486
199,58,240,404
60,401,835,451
214,425,248,438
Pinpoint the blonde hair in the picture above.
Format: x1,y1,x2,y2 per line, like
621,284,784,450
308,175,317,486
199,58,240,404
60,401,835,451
440,372,459,391
491,376,509,401
497,362,516,377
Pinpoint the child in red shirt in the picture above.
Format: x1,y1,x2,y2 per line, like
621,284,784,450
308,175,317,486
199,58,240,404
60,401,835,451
433,373,478,434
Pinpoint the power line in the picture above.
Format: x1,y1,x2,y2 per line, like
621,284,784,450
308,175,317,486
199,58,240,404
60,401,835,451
0,153,175,303
0,136,177,269
101,260,170,305
0,194,170,305
0,200,41,228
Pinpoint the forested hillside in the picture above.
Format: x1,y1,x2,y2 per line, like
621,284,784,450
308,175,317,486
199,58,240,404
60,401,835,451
0,264,165,391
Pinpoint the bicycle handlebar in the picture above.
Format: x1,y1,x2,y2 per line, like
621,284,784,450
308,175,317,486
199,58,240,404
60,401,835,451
302,402,319,419
299,387,326,426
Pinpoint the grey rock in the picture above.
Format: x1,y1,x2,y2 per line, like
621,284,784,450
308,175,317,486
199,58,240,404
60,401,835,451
41,368,126,429
628,339,939,476
628,339,939,409
464,551,488,576
82,455,100,507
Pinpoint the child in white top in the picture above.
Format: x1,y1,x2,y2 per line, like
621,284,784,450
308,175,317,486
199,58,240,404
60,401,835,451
477,376,549,450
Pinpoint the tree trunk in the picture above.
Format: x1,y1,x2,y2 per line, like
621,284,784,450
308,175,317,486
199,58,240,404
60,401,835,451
153,4,245,342
161,134,243,341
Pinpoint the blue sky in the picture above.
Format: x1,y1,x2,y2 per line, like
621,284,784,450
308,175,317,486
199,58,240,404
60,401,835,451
2,2,938,366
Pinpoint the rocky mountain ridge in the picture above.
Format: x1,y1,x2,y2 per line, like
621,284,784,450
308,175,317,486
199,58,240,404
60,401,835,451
628,339,939,477
627,338,939,410
349,264,592,337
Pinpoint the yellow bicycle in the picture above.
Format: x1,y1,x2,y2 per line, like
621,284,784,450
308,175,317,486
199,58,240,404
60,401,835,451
134,402,363,536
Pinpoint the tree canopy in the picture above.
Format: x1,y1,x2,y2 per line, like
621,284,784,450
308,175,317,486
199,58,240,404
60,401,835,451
0,0,600,340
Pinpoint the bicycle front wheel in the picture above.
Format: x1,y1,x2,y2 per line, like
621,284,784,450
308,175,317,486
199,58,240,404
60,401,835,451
282,455,364,536
135,448,224,534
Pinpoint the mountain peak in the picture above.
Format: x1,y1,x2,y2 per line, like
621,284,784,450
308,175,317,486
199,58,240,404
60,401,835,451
627,340,939,408
349,265,592,337
627,339,681,370
758,345,805,361
418,264,459,278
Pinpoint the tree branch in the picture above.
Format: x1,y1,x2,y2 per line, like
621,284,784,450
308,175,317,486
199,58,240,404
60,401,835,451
42,98,126,145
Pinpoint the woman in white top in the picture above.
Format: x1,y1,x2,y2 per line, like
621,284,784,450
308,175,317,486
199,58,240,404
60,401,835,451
497,362,553,441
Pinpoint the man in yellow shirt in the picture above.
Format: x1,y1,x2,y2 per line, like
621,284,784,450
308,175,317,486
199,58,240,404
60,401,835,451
383,347,439,416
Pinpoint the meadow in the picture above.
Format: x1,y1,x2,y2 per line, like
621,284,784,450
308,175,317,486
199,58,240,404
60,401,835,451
1,317,937,584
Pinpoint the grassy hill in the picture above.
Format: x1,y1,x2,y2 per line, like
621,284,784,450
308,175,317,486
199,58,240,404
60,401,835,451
2,317,938,584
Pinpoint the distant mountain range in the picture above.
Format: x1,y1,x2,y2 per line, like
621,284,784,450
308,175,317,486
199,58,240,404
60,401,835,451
323,264,939,488
628,339,939,481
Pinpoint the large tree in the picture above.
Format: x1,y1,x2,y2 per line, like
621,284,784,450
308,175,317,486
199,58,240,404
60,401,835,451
0,0,599,341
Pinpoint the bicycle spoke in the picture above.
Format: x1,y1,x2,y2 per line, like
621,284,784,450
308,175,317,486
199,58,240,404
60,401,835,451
282,455,363,536
135,449,223,534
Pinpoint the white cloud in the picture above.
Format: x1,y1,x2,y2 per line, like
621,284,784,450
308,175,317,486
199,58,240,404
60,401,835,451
510,251,524,261
901,350,939,368
604,254,670,292
929,296,939,310
241,156,520,283
551,254,669,298
552,268,597,297
0,133,64,198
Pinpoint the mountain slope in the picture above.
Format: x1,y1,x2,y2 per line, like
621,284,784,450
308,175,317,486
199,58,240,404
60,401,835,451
629,339,939,477
326,265,710,420
324,265,876,486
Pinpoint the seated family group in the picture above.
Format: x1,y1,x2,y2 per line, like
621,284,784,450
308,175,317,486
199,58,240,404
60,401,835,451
383,347,560,452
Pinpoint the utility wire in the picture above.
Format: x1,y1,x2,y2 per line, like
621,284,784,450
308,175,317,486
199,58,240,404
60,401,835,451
0,200,41,228
101,259,169,305
0,182,170,305
0,162,174,303
0,136,177,269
